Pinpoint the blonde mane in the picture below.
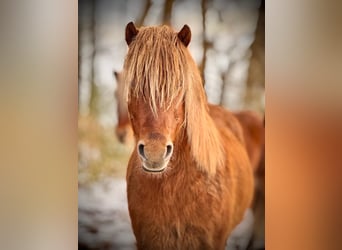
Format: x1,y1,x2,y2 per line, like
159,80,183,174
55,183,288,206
123,25,224,175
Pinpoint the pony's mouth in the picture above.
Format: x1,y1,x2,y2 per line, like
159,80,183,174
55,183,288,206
141,158,171,173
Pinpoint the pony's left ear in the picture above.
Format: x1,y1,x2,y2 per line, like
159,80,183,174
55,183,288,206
125,22,138,46
177,25,191,47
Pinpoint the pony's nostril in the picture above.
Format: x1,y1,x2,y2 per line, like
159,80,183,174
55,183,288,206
165,144,173,158
138,143,146,159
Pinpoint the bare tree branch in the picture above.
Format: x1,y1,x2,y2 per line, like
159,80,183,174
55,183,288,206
199,0,208,86
162,0,174,25
136,0,152,26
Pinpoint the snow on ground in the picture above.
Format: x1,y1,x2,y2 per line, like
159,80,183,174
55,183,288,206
78,178,135,250
78,178,254,250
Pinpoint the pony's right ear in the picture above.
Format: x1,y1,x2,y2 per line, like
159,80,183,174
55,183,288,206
125,22,138,46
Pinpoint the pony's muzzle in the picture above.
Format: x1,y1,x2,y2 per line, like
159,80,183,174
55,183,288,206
137,141,173,172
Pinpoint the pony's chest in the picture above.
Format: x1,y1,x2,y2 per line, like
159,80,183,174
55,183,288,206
127,175,219,225
127,173,227,249
130,196,215,249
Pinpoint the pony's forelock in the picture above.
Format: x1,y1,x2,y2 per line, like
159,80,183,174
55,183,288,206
124,25,186,117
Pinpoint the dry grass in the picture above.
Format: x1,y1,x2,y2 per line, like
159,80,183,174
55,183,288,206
78,115,133,184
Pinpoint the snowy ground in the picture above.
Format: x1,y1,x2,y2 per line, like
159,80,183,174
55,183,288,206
79,178,135,250
78,178,255,250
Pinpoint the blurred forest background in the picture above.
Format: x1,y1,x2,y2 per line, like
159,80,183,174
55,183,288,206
79,0,264,182
78,0,264,249
79,0,264,126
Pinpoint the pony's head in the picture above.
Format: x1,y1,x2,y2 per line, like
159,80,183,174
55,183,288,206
123,22,224,175
114,71,133,144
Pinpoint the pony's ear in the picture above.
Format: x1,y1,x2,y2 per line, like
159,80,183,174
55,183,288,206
125,22,138,46
177,25,191,47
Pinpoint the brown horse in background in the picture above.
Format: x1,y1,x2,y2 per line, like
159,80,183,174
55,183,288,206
123,22,254,250
234,111,264,172
114,71,134,144
114,72,264,172
248,117,265,249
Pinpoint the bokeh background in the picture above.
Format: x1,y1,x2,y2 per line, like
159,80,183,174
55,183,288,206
1,1,342,250
78,0,265,249
79,0,264,127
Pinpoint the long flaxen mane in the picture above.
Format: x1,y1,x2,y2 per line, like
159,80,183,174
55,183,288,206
123,24,225,175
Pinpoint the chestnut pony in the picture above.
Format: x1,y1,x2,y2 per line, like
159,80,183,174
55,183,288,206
114,72,264,172
123,22,254,249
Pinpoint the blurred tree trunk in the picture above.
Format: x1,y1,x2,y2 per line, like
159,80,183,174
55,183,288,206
219,61,236,106
136,0,152,26
88,0,99,116
162,0,174,25
245,0,265,112
219,70,227,105
199,0,212,86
